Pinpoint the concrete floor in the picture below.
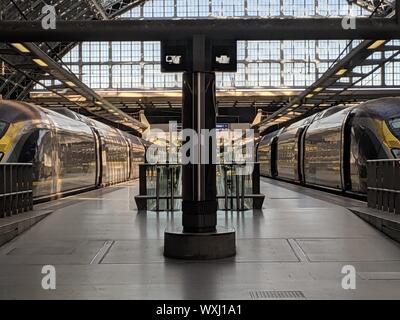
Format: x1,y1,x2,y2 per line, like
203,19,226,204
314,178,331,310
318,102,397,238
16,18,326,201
1,178,400,299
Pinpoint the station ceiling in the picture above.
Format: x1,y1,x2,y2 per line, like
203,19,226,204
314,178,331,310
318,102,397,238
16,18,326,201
1,0,400,132
0,0,148,134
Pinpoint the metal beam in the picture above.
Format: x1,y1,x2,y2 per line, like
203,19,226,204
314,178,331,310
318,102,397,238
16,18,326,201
1,18,400,42
397,0,400,24
84,0,109,20
22,43,147,132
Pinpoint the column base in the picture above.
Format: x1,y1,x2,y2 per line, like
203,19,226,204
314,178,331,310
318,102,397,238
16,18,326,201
164,227,236,260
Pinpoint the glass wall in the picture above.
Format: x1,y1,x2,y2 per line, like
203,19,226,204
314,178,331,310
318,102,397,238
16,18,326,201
34,0,400,91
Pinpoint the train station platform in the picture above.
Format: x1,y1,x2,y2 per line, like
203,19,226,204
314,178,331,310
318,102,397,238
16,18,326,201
1,178,400,300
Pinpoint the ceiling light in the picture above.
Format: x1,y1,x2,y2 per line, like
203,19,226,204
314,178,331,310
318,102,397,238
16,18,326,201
367,40,386,50
33,59,48,67
10,43,30,53
305,94,314,99
313,87,323,93
335,68,347,76
65,81,76,87
67,96,86,102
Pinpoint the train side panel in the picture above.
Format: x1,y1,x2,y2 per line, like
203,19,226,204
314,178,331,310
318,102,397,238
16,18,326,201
46,109,98,195
276,117,314,182
303,108,352,190
92,122,129,186
257,131,280,177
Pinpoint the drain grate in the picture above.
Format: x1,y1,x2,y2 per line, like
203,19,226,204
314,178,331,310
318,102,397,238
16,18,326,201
250,290,306,300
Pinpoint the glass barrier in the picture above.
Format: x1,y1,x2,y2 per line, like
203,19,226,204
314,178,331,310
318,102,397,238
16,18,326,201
137,163,261,212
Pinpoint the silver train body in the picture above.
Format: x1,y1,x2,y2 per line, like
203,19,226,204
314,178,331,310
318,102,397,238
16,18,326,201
257,97,400,194
0,100,145,200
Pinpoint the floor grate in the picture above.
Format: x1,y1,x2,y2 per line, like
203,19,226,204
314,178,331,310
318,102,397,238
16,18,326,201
249,290,306,300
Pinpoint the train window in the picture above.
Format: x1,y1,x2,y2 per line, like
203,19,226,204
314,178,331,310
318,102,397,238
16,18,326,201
18,131,39,163
0,121,8,139
389,119,400,129
388,119,400,139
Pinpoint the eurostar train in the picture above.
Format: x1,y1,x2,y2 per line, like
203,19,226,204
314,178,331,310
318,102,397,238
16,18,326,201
0,100,146,201
257,97,400,195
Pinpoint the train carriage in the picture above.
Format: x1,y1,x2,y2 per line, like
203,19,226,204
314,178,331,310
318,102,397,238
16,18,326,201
0,100,145,201
257,97,400,196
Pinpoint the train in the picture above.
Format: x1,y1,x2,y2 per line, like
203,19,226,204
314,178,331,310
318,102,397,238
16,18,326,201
0,100,146,201
257,97,400,195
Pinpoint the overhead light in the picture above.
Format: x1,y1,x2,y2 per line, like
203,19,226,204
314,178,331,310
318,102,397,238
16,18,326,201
33,58,48,67
367,40,385,50
95,101,103,105
335,68,347,76
313,87,323,93
67,95,86,102
10,43,30,53
65,81,76,87
305,94,314,98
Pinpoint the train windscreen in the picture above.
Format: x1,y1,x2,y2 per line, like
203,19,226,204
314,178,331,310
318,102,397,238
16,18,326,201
388,119,400,158
388,119,400,139
0,121,8,139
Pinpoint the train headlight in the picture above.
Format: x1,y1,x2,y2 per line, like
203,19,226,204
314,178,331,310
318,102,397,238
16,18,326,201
392,149,400,159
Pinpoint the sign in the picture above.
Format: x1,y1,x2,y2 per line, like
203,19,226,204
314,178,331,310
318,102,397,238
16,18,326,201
161,40,237,73
211,42,237,72
216,123,229,131
161,41,191,72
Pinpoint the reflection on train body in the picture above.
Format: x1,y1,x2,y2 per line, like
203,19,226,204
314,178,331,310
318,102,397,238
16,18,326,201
257,98,400,195
0,100,146,200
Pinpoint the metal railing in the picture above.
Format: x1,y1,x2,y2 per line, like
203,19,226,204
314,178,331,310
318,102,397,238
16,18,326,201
0,163,33,218
135,163,264,211
217,163,263,211
367,159,400,214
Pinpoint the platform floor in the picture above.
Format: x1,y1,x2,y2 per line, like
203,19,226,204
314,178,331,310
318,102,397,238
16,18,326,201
1,178,400,299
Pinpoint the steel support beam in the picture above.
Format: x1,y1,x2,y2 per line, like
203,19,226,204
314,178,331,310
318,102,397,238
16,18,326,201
1,18,400,42
23,43,147,132
397,0,400,24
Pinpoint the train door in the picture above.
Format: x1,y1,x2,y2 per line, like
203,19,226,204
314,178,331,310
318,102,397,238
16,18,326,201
297,127,307,184
46,117,59,197
127,139,132,180
270,137,278,177
92,128,103,187
342,113,353,191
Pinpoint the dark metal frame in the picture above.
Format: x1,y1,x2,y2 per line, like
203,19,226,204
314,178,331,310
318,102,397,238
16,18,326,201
367,159,400,214
135,163,264,211
0,163,33,218
1,18,400,42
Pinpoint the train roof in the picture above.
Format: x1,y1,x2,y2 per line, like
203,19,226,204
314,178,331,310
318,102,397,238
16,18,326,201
352,97,400,120
0,100,45,123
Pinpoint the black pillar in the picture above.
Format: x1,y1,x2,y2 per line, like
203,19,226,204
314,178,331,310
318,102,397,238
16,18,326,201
164,35,236,260
181,71,217,233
